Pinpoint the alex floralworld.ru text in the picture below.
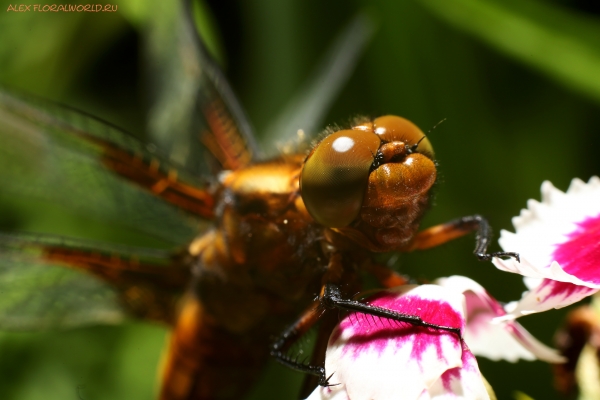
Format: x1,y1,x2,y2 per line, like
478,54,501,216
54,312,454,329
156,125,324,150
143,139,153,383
6,4,117,12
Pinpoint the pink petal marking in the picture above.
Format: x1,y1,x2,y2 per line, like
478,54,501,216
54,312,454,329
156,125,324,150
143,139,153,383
335,291,463,361
464,290,506,321
322,287,468,400
440,276,563,362
553,214,600,284
498,279,597,319
440,365,462,392
439,347,474,391
537,279,597,305
428,345,489,399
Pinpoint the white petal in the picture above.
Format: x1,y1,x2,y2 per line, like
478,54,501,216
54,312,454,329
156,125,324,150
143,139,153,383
436,276,563,363
493,258,600,289
504,320,566,363
494,177,600,287
523,276,543,290
466,314,530,362
495,279,598,320
305,386,349,400
566,177,587,194
425,348,489,400
323,285,466,400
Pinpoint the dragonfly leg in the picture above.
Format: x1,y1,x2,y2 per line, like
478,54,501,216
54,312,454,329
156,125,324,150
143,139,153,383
365,262,410,288
408,214,520,262
270,299,331,384
270,252,351,387
321,283,462,337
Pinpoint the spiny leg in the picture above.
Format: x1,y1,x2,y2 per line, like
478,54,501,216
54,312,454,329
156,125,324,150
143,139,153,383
270,299,331,384
321,283,461,336
297,312,340,398
271,254,351,387
408,214,519,261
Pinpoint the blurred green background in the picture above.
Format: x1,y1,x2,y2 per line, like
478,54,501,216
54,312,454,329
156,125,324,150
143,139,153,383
1,0,600,399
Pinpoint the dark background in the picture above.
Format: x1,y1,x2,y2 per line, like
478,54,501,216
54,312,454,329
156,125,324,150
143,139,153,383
1,0,600,398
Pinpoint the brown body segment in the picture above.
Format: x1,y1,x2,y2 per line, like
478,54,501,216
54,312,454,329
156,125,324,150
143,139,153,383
160,155,329,399
159,295,267,399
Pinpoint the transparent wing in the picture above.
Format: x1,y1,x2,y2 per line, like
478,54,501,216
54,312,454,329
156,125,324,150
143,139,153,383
261,14,375,156
0,89,213,245
145,0,260,173
0,233,187,330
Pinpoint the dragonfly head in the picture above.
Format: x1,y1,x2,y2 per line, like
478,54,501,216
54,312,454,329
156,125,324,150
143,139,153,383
300,115,436,250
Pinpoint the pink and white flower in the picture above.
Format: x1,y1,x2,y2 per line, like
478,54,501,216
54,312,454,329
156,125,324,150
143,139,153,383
493,177,600,319
307,284,487,400
306,278,562,400
435,276,563,363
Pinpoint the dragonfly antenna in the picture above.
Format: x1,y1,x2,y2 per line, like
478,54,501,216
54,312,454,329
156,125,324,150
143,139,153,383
427,118,447,135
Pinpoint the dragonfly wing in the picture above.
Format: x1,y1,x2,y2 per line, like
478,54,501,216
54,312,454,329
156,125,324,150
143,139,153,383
146,1,260,174
0,234,186,330
0,89,213,244
261,14,375,156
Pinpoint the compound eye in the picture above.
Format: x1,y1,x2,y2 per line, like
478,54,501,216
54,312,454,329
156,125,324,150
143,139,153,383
373,115,434,157
301,129,380,227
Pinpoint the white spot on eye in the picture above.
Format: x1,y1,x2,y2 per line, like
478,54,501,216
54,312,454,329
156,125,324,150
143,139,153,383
332,136,355,153
283,219,288,224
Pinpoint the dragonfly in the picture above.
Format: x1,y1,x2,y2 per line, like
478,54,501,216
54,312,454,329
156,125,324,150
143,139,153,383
0,1,518,399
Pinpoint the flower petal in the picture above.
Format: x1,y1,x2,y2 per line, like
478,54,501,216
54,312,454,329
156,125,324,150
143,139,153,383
426,348,490,399
552,213,600,285
504,318,566,363
436,276,564,363
496,278,598,321
305,387,349,400
317,285,471,400
493,177,600,288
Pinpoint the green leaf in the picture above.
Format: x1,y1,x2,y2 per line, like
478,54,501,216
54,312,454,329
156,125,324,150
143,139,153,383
419,0,600,104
